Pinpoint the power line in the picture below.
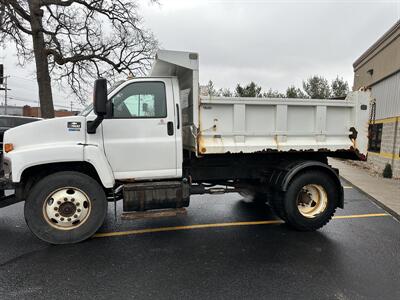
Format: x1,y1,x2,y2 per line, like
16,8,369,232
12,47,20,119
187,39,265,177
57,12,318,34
0,95,82,110
1,70,85,113
8,75,73,98
8,94,83,107
8,75,37,82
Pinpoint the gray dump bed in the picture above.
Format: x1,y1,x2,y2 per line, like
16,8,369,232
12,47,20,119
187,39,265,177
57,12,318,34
151,50,371,158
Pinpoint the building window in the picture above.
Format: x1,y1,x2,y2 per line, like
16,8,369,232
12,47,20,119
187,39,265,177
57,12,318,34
368,123,382,153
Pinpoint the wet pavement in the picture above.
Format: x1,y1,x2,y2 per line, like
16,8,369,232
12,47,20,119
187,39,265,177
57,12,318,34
0,179,399,299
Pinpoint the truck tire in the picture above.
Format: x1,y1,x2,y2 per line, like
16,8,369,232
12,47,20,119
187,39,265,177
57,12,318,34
270,191,287,221
281,171,338,231
24,171,107,244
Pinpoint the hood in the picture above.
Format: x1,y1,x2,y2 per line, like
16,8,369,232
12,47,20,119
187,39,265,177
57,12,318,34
3,116,86,151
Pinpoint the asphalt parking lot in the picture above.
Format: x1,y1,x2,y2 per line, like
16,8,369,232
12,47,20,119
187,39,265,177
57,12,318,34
0,179,399,300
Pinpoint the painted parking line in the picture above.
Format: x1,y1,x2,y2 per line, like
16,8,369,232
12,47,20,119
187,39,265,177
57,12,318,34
93,213,389,239
343,186,353,189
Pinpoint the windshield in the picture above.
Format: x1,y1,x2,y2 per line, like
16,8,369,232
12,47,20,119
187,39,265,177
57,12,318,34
79,80,127,116
79,103,93,116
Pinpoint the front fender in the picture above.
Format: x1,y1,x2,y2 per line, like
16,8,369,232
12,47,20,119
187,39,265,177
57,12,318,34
5,144,84,183
5,143,115,189
83,145,115,188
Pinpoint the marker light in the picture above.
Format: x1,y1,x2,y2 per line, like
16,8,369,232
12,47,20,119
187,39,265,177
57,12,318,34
4,143,14,153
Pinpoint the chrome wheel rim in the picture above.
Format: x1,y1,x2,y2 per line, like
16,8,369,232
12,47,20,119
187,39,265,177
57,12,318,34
297,184,328,218
43,187,91,230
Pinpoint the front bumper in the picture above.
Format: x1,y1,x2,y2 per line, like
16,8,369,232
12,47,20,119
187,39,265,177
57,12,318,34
0,177,14,190
0,177,19,209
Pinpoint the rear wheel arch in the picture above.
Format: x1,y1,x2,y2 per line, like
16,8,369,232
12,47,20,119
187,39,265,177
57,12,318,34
276,161,344,208
269,161,344,223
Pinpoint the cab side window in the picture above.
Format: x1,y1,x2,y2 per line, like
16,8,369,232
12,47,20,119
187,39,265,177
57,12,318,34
111,82,167,118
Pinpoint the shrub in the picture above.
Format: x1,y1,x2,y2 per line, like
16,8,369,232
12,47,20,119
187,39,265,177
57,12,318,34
383,163,393,178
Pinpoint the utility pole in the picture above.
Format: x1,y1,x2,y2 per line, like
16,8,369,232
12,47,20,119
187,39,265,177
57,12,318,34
0,64,11,115
70,101,73,112
4,76,8,115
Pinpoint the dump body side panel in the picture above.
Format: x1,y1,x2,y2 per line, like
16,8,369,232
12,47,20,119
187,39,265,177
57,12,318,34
198,92,370,158
149,50,371,159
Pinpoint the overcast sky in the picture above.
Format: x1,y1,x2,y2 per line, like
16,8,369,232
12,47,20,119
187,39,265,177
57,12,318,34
0,0,399,109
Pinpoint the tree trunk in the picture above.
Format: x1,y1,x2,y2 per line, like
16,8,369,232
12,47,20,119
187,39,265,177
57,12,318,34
28,0,54,118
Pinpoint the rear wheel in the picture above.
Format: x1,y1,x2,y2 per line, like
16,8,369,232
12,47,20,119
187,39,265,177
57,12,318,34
270,191,287,221
25,171,107,244
281,171,338,231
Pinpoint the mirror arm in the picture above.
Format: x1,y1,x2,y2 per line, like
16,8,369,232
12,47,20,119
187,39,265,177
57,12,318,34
87,115,104,134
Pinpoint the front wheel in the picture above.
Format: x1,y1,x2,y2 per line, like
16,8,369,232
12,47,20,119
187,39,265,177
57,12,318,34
25,171,108,244
282,171,339,231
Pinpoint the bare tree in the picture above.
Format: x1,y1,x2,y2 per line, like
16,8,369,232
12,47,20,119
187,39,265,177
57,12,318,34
0,0,158,118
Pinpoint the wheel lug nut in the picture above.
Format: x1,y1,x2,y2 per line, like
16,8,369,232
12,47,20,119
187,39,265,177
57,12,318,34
64,198,68,201
67,218,71,222
74,214,78,218
60,217,65,221
57,201,61,205
76,203,80,207
55,213,59,217
54,207,58,211
77,209,81,212
71,198,75,202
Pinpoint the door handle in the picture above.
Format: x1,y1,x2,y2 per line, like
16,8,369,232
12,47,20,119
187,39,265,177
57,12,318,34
176,104,180,129
167,121,174,136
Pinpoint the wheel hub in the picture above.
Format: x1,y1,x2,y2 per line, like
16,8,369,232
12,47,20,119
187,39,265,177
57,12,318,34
43,187,91,230
58,202,77,218
297,184,328,218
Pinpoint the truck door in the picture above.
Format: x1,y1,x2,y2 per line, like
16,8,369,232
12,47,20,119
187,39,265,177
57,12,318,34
101,78,180,180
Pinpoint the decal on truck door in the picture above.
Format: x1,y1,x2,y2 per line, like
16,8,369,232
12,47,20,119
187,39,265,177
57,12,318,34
67,121,81,131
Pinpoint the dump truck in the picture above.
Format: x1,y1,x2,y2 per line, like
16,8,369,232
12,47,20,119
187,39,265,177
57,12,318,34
0,50,371,244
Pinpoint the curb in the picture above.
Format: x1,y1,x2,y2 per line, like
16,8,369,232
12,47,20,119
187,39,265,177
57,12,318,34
340,176,400,222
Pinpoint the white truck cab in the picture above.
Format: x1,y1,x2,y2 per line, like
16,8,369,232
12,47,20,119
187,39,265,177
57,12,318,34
0,50,372,244
99,77,183,181
3,77,184,188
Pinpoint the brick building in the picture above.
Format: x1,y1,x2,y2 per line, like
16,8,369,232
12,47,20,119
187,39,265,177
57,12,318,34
0,105,79,118
353,20,400,177
22,106,79,118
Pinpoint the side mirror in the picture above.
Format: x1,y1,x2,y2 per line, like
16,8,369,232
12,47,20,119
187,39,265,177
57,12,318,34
88,78,107,134
93,78,107,116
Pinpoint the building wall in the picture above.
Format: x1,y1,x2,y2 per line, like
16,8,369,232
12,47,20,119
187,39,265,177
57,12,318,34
22,106,78,117
368,118,400,178
353,21,400,90
354,21,400,178
370,71,400,119
367,70,400,178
